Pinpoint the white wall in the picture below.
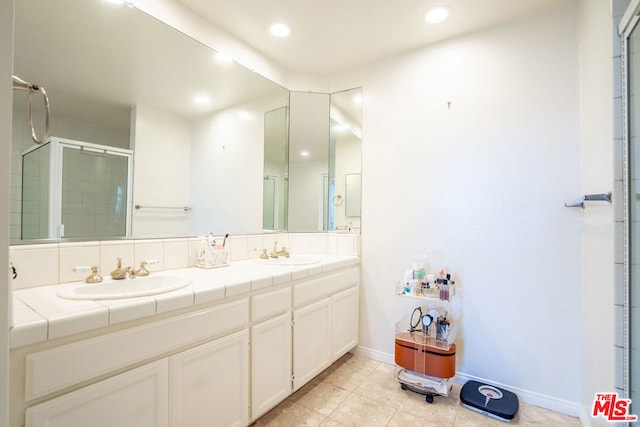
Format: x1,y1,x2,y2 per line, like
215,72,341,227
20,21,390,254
131,104,191,237
190,97,285,235
333,2,584,412
578,0,616,423
1,0,13,423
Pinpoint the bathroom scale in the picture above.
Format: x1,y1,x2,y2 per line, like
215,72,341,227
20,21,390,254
460,380,519,422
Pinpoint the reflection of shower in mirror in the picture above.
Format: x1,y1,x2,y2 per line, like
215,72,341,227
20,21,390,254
20,137,133,240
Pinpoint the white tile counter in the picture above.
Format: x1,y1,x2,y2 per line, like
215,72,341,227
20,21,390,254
11,254,360,349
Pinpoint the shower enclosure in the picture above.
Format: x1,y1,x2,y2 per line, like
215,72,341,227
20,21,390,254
21,137,133,240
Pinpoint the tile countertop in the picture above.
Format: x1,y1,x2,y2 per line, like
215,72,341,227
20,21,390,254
11,254,360,350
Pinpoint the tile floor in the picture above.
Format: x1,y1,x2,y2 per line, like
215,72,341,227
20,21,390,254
251,353,582,427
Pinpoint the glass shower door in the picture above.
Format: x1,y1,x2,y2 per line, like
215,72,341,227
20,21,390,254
60,145,130,238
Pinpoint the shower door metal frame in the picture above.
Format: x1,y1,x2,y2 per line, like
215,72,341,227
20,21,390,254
22,136,133,239
619,0,640,409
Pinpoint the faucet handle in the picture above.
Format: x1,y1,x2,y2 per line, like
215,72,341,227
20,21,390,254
135,259,158,277
135,261,150,276
73,265,103,283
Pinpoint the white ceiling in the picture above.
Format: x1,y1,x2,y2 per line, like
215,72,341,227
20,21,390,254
173,0,567,74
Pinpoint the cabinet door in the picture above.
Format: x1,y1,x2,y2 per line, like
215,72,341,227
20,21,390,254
251,311,292,420
331,286,359,359
293,298,331,390
26,359,169,427
170,329,249,427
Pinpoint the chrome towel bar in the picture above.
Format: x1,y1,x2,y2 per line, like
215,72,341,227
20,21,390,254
564,192,612,209
135,204,192,212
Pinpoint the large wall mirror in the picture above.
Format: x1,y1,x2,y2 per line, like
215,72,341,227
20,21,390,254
11,0,289,243
11,0,362,243
285,89,362,232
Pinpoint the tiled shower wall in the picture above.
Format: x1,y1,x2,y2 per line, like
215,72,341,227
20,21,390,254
8,232,360,291
613,0,630,399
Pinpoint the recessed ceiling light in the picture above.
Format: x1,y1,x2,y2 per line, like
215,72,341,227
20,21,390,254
194,94,211,105
270,23,291,38
102,0,133,7
424,6,450,24
300,150,310,157
214,52,233,64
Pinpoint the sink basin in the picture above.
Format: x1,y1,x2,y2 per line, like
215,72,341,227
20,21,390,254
57,275,191,300
255,256,320,266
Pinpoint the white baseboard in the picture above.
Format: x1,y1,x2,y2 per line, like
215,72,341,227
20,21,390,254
351,345,395,365
352,345,583,419
579,405,592,427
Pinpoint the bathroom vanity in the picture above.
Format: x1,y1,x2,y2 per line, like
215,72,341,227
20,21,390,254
9,250,359,427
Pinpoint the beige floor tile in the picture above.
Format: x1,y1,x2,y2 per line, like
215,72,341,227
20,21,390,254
289,377,323,403
329,393,398,427
352,364,409,408
453,406,507,427
294,381,351,416
320,417,350,426
516,403,581,426
322,362,371,391
388,409,450,427
253,355,582,427
251,400,326,427
343,353,381,372
399,387,458,426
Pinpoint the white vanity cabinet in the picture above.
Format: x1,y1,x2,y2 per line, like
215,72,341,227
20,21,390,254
330,286,359,360
170,329,249,427
250,287,292,421
25,359,170,427
293,297,332,390
12,263,360,427
251,312,292,420
20,299,250,427
292,268,360,390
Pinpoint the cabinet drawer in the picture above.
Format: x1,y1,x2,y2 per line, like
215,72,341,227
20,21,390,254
26,359,169,427
294,267,358,308
25,298,249,401
252,287,291,322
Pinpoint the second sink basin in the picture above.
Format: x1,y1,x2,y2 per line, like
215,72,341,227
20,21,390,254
57,275,191,300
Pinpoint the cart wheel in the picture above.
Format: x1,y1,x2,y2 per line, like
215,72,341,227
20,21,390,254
400,384,407,391
426,394,434,404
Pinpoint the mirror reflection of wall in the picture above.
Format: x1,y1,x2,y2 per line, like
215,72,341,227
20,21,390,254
288,92,331,232
330,88,362,232
263,106,289,231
